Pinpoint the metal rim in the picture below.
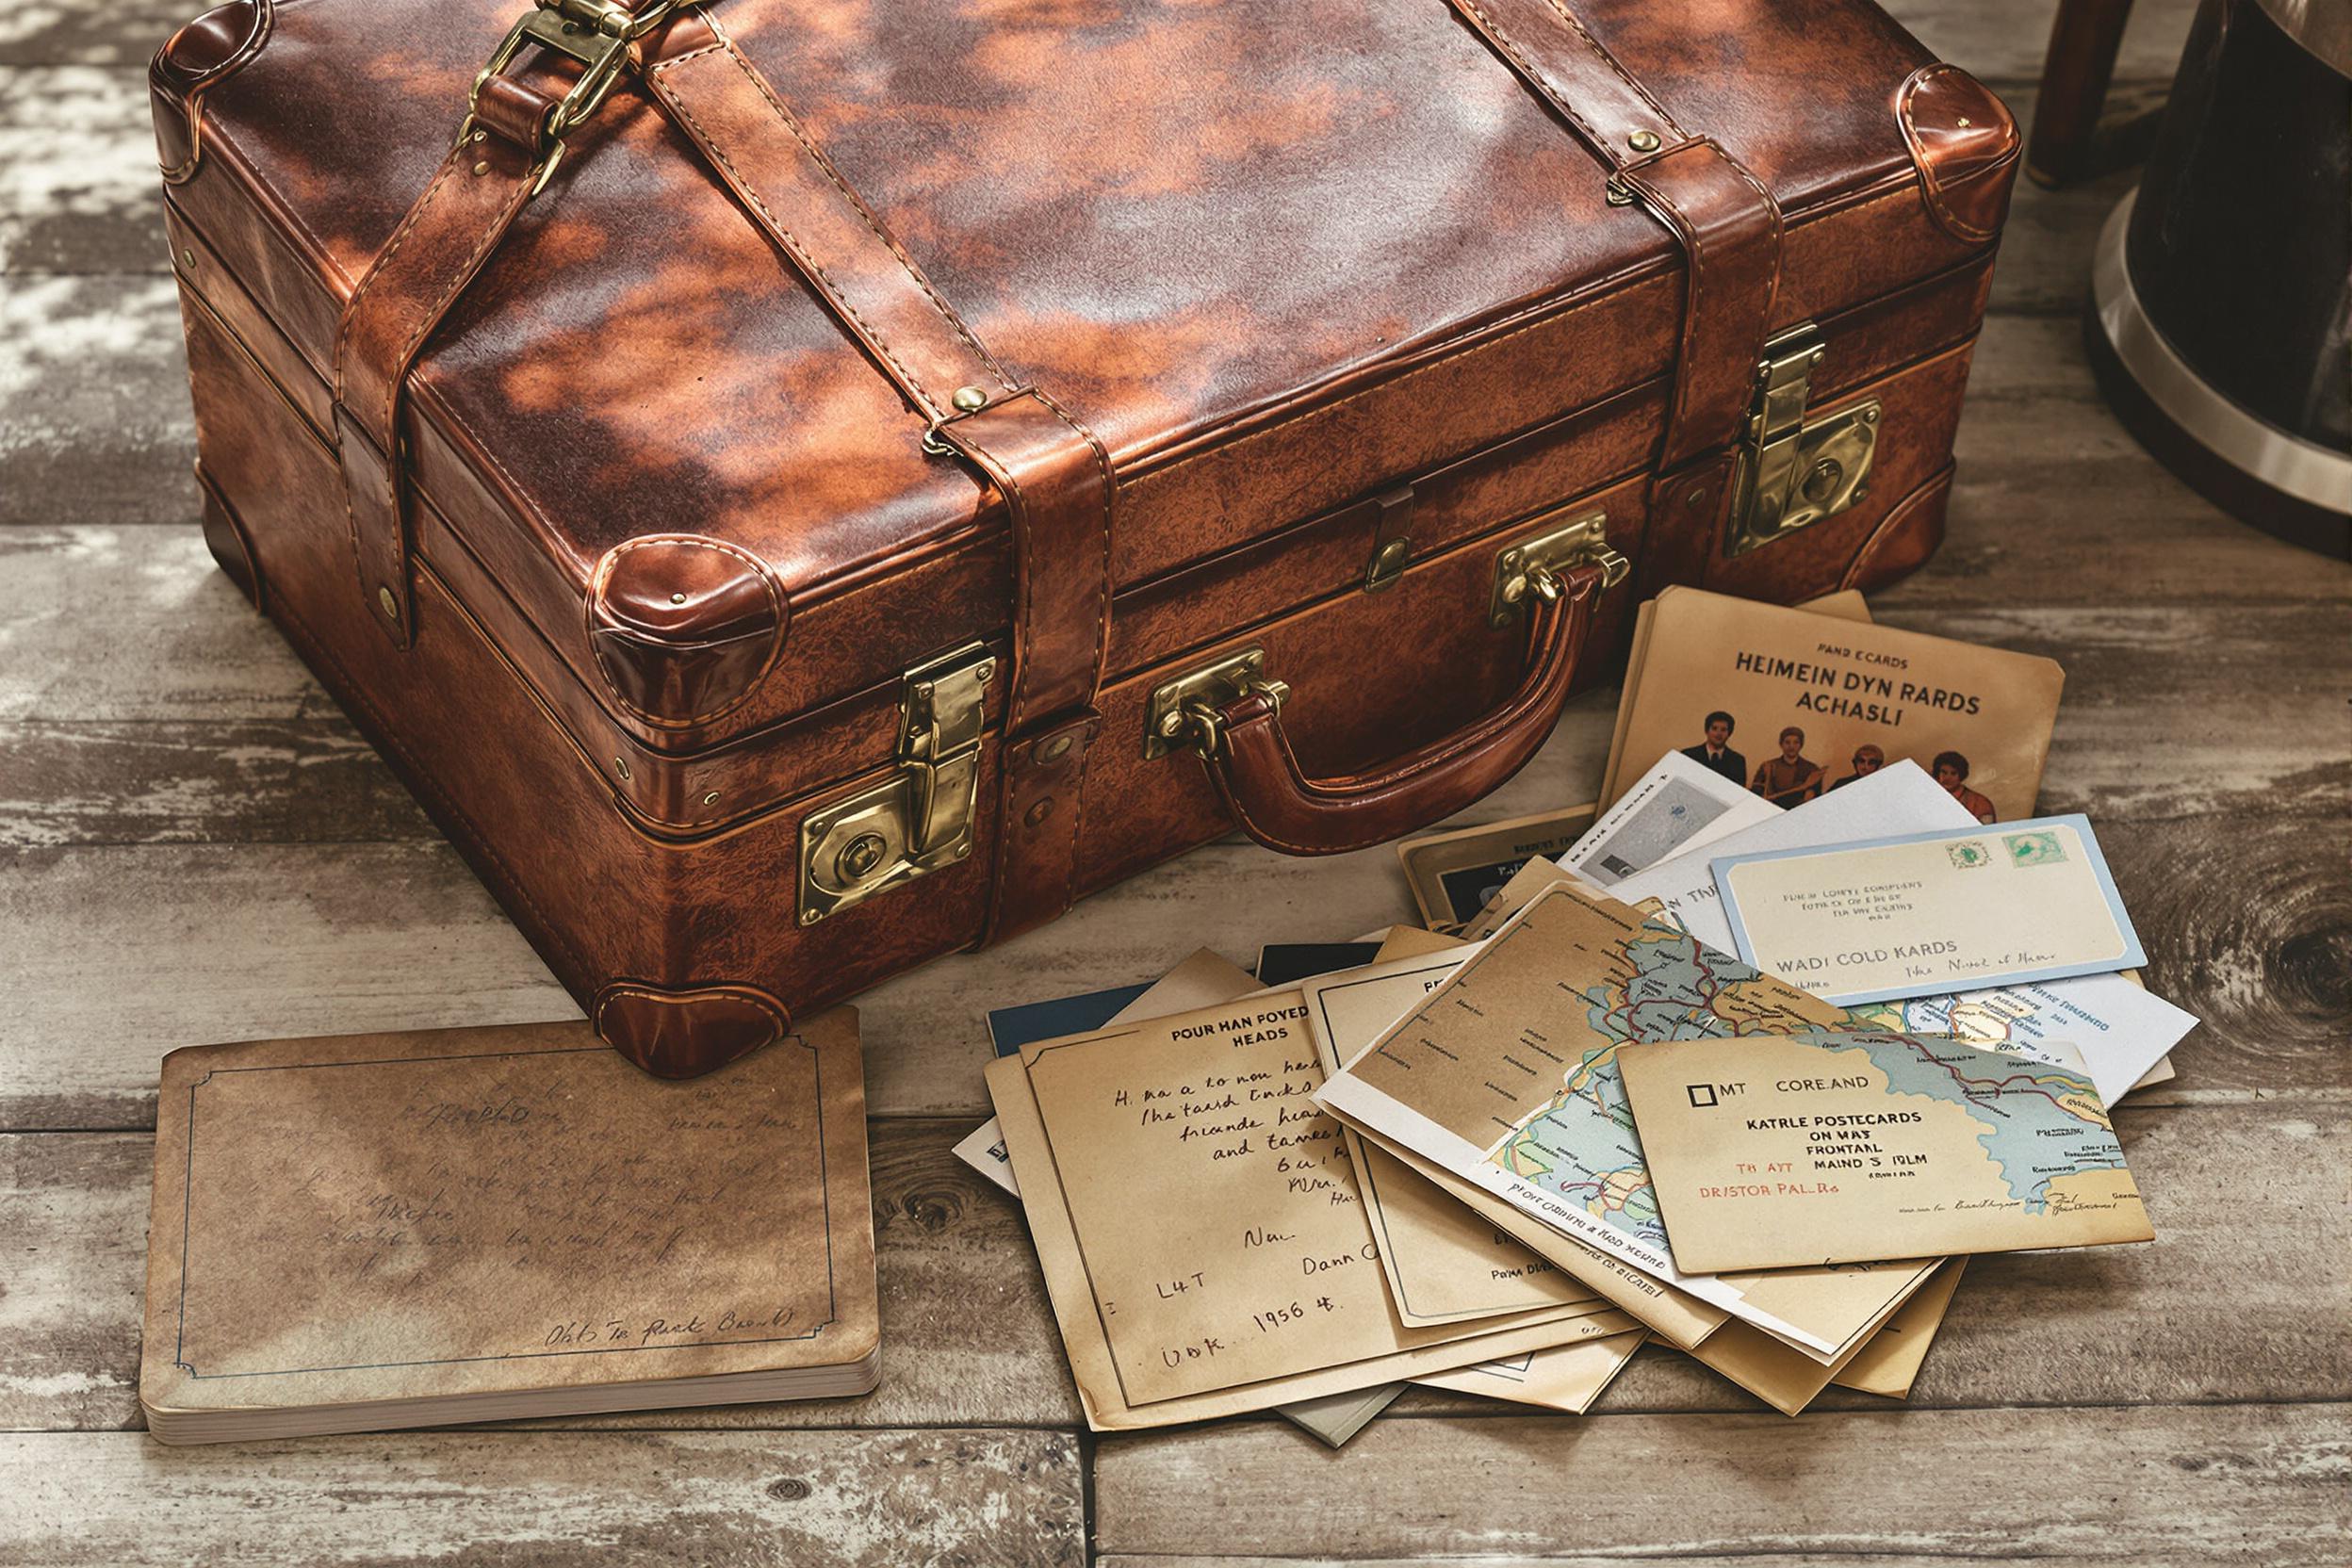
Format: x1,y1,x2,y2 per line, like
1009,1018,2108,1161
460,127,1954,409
2254,0,2352,78
2092,190,2352,515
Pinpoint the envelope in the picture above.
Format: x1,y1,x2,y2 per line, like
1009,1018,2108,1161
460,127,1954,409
1711,814,2147,1005
1617,1030,2155,1270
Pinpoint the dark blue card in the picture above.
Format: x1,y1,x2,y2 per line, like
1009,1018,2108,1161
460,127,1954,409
985,983,1152,1056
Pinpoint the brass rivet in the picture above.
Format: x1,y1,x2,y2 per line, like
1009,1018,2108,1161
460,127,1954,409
702,790,721,806
1025,797,1055,827
837,831,888,882
1686,485,1710,510
1376,539,1408,568
1627,129,1661,153
471,129,486,143
612,756,631,781
801,908,821,924
377,585,399,620
1040,733,1073,764
973,661,995,683
1862,407,1880,425
1955,116,1971,128
1605,179,1635,207
950,386,989,413
956,841,971,858
1159,710,1186,738
179,247,196,269
669,591,687,605
472,160,490,176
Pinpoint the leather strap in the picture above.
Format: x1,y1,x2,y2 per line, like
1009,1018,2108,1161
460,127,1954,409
1441,0,1784,470
645,27,1116,945
335,119,547,648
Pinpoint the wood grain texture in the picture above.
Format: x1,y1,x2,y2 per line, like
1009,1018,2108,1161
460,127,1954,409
1094,1402,2351,1565
8,1103,2342,1434
0,1428,1086,1566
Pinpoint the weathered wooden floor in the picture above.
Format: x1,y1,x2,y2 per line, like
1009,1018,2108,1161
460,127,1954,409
3,1,2346,1562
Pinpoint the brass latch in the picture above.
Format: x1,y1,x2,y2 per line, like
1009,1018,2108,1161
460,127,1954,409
798,644,994,925
1142,645,1289,760
1489,505,1630,628
1725,322,1880,557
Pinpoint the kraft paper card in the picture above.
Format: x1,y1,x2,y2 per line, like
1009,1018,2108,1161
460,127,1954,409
956,947,1260,1198
954,952,1402,1446
1604,766,2193,1105
140,1012,878,1445
1832,1260,1966,1399
1602,589,1875,815
1712,815,2146,1004
1398,805,1597,931
1596,585,2061,817
1417,1330,1648,1414
1619,1031,2154,1270
1358,1131,1889,1416
1298,948,1602,1327
1315,884,1941,1359
984,1007,1636,1430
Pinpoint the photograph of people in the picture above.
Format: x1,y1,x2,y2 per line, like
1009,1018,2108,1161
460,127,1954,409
1828,743,1886,792
1934,749,1998,823
1750,726,1824,808
1680,710,1745,784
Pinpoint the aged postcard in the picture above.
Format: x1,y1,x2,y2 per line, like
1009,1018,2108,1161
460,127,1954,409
1417,1331,1647,1413
1620,1031,2153,1270
1712,815,2147,1004
1831,1260,1966,1399
956,948,1259,1197
141,1012,877,1444
1606,766,2192,1104
1314,884,1941,1358
1596,585,2063,819
1298,949,1600,1327
984,999,1636,1429
1398,805,1597,931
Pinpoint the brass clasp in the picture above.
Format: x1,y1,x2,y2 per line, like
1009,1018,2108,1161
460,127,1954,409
1489,506,1628,629
462,0,681,195
1724,323,1881,556
797,644,995,924
1141,645,1289,760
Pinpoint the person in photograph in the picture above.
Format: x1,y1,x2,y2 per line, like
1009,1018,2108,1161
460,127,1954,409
1933,749,1998,823
1828,743,1886,792
1751,726,1823,808
1681,710,1745,784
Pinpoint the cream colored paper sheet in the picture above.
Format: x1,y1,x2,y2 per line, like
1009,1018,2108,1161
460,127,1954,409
1619,1032,2153,1270
985,1030,1636,1429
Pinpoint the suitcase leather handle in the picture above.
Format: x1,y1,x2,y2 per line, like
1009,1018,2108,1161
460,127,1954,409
1189,561,1606,857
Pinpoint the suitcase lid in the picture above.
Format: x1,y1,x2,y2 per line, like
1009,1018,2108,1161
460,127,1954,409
160,0,2008,752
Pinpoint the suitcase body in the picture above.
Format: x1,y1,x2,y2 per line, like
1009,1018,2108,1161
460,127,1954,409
150,0,2019,1076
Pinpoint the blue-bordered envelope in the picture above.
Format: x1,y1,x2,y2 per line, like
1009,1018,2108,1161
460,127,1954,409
1709,814,2145,1005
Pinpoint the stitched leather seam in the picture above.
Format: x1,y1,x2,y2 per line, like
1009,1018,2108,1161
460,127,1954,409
1535,0,1681,136
1897,67,2005,245
1450,0,1610,156
1027,384,1117,701
649,43,1010,420
593,984,790,1043
713,38,1013,393
586,532,787,728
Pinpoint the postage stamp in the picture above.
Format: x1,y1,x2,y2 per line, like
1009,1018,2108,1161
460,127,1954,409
2004,830,2066,867
1947,841,1991,870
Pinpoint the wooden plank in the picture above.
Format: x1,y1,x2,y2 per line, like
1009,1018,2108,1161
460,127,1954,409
0,277,193,528
1,784,2344,1128
0,66,163,273
8,1102,2342,1432
0,1122,1082,1434
1095,1401,2349,1565
0,3,201,68
0,1428,1086,1567
0,717,427,845
1894,0,2201,87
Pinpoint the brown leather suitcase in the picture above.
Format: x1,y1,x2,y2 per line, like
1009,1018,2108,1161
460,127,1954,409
150,0,2020,1078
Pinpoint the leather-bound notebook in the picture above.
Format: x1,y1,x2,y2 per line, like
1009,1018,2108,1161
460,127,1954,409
139,1010,877,1444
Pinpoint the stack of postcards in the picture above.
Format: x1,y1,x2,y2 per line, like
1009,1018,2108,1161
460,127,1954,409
966,587,2195,1442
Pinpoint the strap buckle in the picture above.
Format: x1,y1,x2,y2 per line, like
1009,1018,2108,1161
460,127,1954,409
461,0,681,194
